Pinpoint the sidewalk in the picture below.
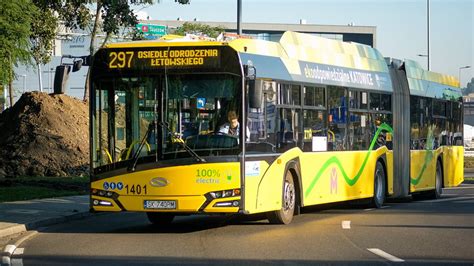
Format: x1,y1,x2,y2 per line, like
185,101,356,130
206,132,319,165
0,195,90,239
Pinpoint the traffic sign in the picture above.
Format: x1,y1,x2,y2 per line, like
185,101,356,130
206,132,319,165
137,24,167,36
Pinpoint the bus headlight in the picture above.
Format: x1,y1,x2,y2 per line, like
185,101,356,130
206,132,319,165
208,189,241,199
92,189,117,199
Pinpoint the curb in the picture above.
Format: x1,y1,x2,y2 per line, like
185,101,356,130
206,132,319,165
0,211,92,240
1,231,38,266
0,225,27,240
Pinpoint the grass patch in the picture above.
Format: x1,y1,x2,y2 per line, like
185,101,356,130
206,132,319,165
0,176,89,203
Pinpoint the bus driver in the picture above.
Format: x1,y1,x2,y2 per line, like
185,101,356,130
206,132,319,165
219,111,250,140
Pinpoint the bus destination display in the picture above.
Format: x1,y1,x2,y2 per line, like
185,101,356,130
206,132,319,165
108,48,220,69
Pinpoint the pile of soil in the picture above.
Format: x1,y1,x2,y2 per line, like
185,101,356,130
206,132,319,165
0,92,89,177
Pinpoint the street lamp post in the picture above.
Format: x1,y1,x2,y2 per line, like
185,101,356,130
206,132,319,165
459,65,471,88
418,0,431,71
426,0,430,71
417,54,429,70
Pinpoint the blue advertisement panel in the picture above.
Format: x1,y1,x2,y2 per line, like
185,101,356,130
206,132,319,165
295,61,393,92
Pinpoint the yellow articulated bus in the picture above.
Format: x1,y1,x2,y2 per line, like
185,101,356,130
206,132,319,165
87,31,463,225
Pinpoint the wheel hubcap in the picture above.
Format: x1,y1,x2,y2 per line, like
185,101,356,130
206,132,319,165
283,181,295,212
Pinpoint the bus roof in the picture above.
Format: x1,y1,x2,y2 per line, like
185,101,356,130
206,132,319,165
229,31,392,92
403,59,461,100
101,32,460,99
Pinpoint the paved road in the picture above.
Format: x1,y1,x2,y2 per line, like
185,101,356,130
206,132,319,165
6,184,474,265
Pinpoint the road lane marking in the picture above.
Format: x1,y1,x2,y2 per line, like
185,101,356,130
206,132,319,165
12,248,24,256
2,244,16,266
11,258,23,266
3,244,16,255
1,256,11,265
364,208,375,211
367,248,404,262
342,220,351,229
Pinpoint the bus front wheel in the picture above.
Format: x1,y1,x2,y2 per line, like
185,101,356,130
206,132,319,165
267,171,296,225
146,212,175,226
371,161,386,208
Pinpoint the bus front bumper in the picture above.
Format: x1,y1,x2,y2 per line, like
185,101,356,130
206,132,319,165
90,194,240,214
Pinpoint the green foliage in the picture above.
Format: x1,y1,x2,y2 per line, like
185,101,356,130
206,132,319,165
30,7,58,65
463,78,474,95
173,22,226,38
0,0,37,85
0,176,89,202
34,0,92,31
102,0,140,36
130,28,147,41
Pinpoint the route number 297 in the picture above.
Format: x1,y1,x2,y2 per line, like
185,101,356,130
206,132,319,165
109,51,134,69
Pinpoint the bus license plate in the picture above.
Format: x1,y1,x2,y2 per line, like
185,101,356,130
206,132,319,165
144,200,176,209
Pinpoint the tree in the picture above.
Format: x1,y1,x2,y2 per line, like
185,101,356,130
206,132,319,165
31,0,153,100
173,22,226,39
85,0,154,101
30,4,58,92
0,0,37,107
464,78,474,96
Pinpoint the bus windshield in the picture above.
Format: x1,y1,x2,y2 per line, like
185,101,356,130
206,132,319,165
92,73,242,170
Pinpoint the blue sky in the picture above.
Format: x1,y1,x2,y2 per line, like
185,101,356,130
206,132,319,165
139,0,473,87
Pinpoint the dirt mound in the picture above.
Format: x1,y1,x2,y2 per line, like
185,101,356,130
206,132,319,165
0,92,89,177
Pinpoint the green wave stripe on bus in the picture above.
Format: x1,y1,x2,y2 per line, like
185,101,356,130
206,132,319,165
409,150,434,185
304,123,393,198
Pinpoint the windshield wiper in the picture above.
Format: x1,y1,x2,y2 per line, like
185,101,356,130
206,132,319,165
159,121,206,163
128,122,155,172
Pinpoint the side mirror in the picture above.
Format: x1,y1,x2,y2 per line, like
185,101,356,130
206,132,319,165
248,79,262,109
244,64,260,108
72,59,83,72
244,65,256,80
54,65,70,94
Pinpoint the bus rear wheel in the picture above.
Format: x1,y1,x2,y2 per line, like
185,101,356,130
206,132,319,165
429,161,443,199
371,161,386,208
267,171,296,225
146,212,175,226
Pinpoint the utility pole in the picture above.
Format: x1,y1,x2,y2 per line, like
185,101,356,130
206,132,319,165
237,0,242,35
427,0,430,71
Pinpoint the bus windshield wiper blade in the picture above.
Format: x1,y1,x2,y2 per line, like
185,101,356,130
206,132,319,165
128,122,154,172
159,122,206,163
